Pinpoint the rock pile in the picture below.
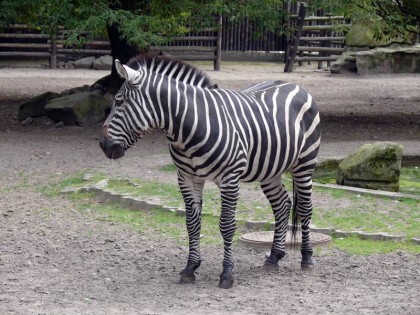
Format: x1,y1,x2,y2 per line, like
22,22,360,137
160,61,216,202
18,84,112,127
331,19,419,75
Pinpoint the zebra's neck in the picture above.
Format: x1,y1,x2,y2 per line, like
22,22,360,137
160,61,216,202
146,72,208,152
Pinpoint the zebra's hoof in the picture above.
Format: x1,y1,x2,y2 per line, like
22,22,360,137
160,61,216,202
179,266,197,284
301,263,314,271
218,276,234,289
179,273,196,284
263,261,279,272
218,266,234,289
301,252,314,271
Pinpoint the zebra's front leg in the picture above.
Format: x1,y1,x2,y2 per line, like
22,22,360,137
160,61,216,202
260,179,291,271
218,176,240,289
293,174,315,270
177,173,205,284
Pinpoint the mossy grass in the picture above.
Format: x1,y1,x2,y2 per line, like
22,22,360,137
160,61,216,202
313,166,420,195
332,235,420,255
66,189,245,246
54,172,420,255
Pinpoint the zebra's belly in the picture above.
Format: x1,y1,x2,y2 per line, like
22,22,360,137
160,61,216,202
239,152,292,183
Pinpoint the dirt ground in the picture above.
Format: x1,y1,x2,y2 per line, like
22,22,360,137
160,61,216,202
0,62,419,315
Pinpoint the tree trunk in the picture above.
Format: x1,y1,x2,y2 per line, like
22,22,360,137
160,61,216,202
103,23,140,94
102,0,150,94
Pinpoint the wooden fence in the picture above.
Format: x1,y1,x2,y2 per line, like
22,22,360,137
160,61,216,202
0,22,223,70
150,16,222,71
0,3,349,70
284,3,350,72
0,24,111,67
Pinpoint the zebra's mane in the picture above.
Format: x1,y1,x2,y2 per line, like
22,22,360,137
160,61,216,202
126,55,213,88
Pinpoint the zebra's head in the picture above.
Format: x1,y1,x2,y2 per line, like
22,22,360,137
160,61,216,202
99,56,216,159
99,59,148,159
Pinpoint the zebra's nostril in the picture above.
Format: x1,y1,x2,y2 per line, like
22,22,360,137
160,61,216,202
99,136,125,160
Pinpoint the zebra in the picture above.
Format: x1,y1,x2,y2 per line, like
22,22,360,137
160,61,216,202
99,55,321,289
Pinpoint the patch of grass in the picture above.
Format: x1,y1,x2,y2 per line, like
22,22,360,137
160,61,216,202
333,235,420,255
66,190,242,246
312,191,420,239
160,163,177,173
39,172,86,197
109,179,184,208
313,166,420,195
53,172,420,254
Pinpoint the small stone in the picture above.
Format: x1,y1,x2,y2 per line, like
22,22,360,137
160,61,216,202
55,121,66,128
21,117,33,126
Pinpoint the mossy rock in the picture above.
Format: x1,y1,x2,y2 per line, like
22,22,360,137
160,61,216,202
45,92,112,126
17,91,60,121
337,142,403,192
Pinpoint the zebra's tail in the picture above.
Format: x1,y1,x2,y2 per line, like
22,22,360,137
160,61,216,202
291,179,299,242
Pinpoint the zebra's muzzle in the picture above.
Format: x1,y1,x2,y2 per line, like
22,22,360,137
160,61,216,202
99,134,125,160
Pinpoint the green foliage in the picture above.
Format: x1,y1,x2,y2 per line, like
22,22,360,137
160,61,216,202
0,0,290,49
342,0,420,40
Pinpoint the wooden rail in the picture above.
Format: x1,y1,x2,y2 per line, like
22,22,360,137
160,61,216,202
149,16,222,71
0,17,223,71
284,7,350,72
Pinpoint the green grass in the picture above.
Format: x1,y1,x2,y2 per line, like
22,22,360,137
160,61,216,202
313,166,420,195
54,172,420,255
160,163,177,173
332,235,420,255
38,172,87,197
311,188,420,239
66,189,242,246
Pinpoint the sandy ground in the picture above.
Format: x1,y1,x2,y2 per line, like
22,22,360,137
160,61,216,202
0,62,419,314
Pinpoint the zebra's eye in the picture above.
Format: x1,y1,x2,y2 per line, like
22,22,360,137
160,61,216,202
115,100,124,108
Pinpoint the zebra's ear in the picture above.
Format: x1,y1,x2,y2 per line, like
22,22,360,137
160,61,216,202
115,59,140,82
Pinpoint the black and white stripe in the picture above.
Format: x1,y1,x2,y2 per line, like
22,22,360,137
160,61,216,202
100,56,321,288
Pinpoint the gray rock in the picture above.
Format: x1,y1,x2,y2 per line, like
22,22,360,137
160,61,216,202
54,121,66,128
330,51,357,74
60,84,92,96
74,56,95,69
17,91,60,121
21,116,34,126
45,92,112,126
337,142,404,192
356,44,420,75
330,47,366,74
93,55,113,70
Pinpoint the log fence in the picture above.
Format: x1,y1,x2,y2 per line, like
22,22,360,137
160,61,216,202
1,3,349,71
284,4,350,72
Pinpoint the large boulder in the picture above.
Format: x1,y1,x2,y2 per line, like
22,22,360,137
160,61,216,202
45,92,112,126
356,44,420,75
331,17,417,75
330,47,361,74
93,55,113,70
336,142,403,192
17,91,60,121
74,56,95,69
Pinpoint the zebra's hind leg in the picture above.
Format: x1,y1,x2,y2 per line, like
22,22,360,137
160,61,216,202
177,172,205,284
292,173,315,270
218,175,240,289
260,178,292,271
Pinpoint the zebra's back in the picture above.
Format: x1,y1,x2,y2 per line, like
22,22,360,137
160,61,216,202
170,81,320,183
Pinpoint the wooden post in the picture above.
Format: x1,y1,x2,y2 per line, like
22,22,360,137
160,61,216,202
50,31,57,69
284,2,307,73
214,14,222,71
